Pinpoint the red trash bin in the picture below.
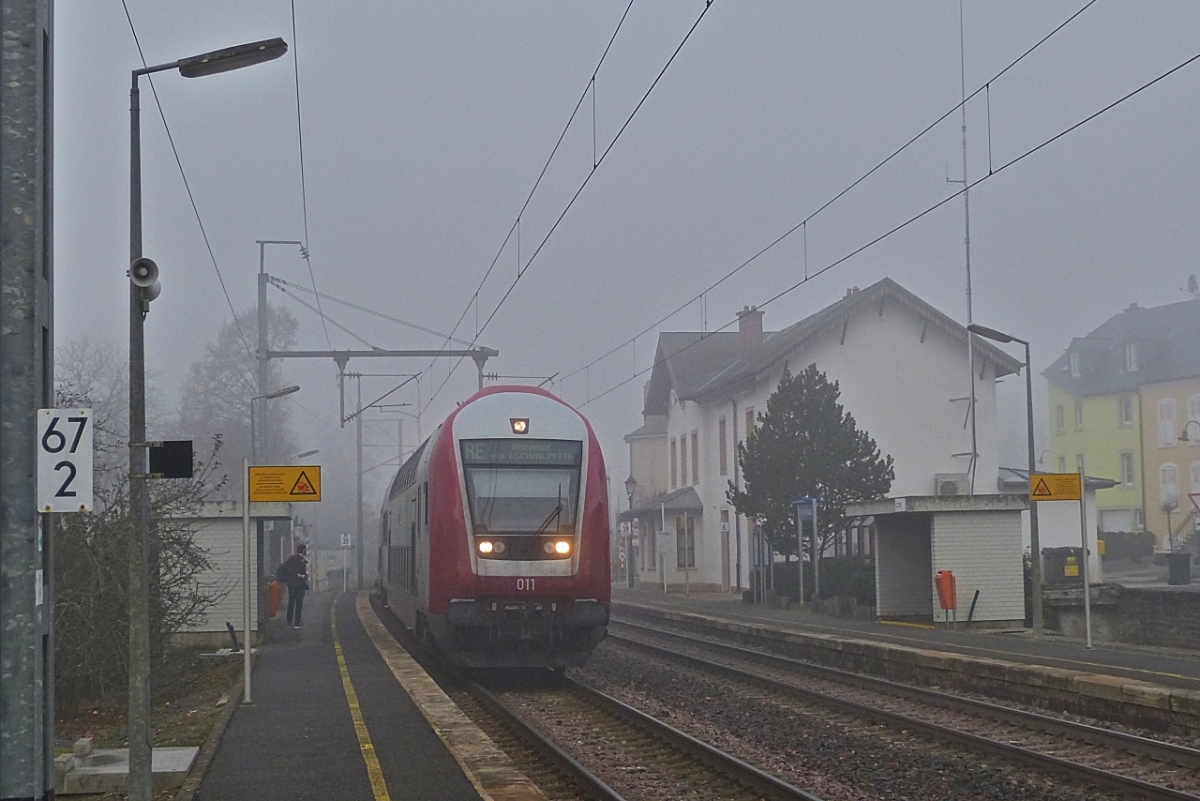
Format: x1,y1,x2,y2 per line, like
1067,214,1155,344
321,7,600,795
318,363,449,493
934,570,956,611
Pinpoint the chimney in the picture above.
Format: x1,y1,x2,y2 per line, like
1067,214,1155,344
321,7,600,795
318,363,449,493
736,305,764,355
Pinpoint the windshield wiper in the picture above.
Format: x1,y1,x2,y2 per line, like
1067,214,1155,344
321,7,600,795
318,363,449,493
536,484,565,534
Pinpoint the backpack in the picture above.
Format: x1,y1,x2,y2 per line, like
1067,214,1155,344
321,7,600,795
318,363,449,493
275,561,290,583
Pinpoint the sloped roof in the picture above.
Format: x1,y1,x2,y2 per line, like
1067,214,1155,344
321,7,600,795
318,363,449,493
1043,298,1200,397
643,277,1022,415
997,466,1118,492
624,414,667,442
617,486,704,520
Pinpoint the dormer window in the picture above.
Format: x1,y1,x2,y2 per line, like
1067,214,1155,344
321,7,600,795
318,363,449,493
1069,351,1080,378
1125,343,1138,372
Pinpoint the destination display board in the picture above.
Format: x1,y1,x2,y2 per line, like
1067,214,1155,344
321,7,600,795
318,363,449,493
460,439,582,467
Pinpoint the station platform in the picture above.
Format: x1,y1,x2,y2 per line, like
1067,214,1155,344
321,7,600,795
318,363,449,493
192,589,542,801
611,585,1200,693
613,585,1200,735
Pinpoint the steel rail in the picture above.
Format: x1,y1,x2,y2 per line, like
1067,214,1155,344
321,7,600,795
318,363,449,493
612,619,1200,771
609,625,1200,801
465,680,625,801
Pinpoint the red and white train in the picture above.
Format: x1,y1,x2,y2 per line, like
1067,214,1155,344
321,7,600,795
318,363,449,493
377,386,610,670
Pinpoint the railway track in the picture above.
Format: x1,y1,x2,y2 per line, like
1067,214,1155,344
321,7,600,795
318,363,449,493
371,596,825,801
608,618,1200,801
472,675,826,801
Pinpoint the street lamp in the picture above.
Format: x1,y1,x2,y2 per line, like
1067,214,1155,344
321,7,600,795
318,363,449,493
251,384,301,464
624,475,637,588
294,449,320,460
1178,420,1200,443
968,322,1043,636
127,37,287,801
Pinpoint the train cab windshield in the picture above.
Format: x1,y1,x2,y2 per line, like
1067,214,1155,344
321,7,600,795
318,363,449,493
460,439,583,555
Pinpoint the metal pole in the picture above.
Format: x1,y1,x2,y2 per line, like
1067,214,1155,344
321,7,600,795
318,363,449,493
242,458,253,701
731,398,742,593
0,2,54,794
356,379,364,590
1025,339,1044,636
127,71,154,801
627,492,636,589
813,499,821,603
796,503,805,605
959,0,978,494
1079,459,1093,649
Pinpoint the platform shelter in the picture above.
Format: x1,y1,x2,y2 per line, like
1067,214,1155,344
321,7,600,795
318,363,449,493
846,494,1027,626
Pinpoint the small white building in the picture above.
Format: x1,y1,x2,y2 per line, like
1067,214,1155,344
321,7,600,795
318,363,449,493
174,500,292,646
846,495,1027,626
620,278,1023,594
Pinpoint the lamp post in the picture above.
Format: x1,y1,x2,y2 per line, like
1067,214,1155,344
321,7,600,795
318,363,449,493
968,322,1043,635
245,384,299,704
624,475,637,588
127,38,287,801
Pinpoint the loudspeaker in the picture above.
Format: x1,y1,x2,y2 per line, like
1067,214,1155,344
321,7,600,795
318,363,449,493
129,257,159,288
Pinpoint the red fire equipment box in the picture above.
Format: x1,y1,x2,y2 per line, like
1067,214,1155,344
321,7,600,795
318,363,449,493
935,570,956,611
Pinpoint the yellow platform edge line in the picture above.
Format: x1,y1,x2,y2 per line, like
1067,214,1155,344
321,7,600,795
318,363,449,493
354,592,548,801
331,596,391,801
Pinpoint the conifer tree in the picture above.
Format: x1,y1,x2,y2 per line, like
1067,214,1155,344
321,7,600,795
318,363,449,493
729,364,893,560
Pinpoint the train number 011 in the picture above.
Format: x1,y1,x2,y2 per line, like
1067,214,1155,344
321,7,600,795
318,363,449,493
516,578,535,591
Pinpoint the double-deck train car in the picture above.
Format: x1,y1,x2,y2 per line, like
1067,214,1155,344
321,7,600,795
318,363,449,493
377,386,610,669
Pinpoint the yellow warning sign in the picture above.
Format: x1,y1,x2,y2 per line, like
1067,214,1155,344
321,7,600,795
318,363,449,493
1029,472,1081,502
249,465,322,502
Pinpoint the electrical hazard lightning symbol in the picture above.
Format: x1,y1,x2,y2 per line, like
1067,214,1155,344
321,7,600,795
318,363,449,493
290,471,318,496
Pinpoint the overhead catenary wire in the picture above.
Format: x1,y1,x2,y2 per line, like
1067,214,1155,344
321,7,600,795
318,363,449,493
272,283,381,350
422,0,717,416
577,45,1200,408
119,0,254,362
268,276,479,347
289,0,333,352
557,0,1099,389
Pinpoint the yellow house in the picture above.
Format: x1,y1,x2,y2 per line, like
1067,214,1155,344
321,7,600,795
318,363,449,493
1138,378,1200,546
1044,298,1200,548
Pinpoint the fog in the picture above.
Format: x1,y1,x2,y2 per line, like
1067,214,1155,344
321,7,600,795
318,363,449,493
54,2,1200,542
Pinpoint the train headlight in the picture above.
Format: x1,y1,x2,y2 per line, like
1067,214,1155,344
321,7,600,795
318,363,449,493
554,540,571,555
493,540,506,553
478,540,494,554
510,418,529,434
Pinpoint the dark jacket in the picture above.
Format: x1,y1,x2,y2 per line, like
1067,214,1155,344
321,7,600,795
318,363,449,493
278,554,309,592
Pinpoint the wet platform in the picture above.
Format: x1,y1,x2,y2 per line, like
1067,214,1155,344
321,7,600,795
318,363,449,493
193,589,544,801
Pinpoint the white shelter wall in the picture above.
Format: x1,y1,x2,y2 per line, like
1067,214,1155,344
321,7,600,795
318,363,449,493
930,511,1025,623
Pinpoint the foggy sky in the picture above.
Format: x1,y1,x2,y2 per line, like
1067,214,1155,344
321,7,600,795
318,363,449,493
54,2,1200,534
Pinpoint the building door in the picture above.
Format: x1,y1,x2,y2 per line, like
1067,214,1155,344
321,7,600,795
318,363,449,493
720,511,731,592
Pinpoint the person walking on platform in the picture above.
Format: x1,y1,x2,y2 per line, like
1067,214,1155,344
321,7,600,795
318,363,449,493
278,543,310,628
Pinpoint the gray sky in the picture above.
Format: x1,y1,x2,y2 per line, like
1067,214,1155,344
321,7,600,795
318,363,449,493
55,2,1200,525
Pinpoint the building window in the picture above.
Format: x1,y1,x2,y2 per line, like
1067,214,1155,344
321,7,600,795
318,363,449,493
1057,456,1067,473
1188,395,1200,444
1133,508,1145,530
1125,343,1138,372
1074,400,1084,429
1069,351,1080,377
676,515,695,568
1120,451,1136,487
718,417,728,476
1161,463,1179,510
1119,395,1135,428
670,438,678,489
691,431,699,485
1055,405,1065,435
1158,398,1177,448
1191,460,1200,495
643,530,656,570
679,436,688,487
